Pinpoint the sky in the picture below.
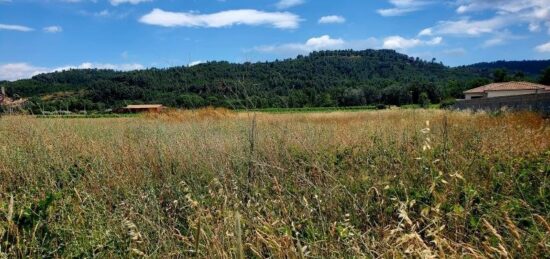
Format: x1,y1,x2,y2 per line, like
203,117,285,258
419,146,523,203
1,0,550,80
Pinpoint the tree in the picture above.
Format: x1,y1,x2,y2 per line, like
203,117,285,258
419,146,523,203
419,92,430,108
512,71,525,80
540,66,550,86
3,49,529,111
492,69,509,83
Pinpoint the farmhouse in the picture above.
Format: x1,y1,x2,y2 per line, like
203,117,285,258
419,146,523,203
122,104,165,113
464,81,550,100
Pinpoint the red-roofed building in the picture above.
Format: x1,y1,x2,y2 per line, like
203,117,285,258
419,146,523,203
464,82,549,100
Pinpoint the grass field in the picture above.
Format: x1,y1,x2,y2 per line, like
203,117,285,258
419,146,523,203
0,108,549,257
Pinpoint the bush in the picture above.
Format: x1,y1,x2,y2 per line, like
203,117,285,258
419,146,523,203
375,104,387,110
440,98,457,109
419,92,430,108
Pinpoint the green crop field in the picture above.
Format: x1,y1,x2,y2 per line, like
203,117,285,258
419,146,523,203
0,108,548,258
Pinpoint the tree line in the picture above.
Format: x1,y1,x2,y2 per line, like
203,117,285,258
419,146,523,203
1,49,549,113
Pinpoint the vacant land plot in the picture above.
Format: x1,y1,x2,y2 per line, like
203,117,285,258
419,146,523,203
0,109,549,257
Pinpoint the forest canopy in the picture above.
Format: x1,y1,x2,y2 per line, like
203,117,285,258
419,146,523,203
2,49,549,113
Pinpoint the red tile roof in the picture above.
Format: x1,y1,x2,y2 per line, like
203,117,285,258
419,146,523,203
464,82,547,94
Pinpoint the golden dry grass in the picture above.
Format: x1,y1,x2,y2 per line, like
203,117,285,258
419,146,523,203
0,109,548,257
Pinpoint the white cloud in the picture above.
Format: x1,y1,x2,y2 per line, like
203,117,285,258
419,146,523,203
419,17,509,37
97,10,110,17
481,31,524,48
43,26,62,33
0,62,144,81
255,34,443,55
318,15,346,24
377,0,431,16
139,8,301,29
383,36,442,49
535,42,550,53
442,48,467,56
188,60,205,67
254,35,379,55
455,0,549,14
0,63,48,81
53,62,144,72
110,0,151,6
482,38,504,47
255,35,344,54
418,28,432,36
422,0,550,38
0,23,33,32
79,9,130,19
275,0,305,9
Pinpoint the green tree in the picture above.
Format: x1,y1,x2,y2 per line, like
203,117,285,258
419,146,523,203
419,92,430,108
492,69,509,83
512,71,525,80
540,66,550,86
4,49,538,111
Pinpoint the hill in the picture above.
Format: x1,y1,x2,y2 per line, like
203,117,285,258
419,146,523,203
461,60,550,77
1,49,547,113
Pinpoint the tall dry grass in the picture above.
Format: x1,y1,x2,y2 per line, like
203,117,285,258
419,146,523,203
0,109,548,257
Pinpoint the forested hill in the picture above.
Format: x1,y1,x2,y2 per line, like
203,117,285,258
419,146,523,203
460,60,550,77
1,49,548,112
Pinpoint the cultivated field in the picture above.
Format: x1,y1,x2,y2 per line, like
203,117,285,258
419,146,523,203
0,109,549,257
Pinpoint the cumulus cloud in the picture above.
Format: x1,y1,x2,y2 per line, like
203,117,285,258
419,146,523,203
0,23,33,32
383,36,442,49
0,63,48,81
275,0,305,9
110,0,151,6
0,62,144,81
139,8,301,29
43,26,62,33
255,35,343,54
318,15,346,24
254,35,379,55
420,0,550,42
377,0,431,16
254,34,444,56
535,42,550,53
455,0,548,14
419,17,509,37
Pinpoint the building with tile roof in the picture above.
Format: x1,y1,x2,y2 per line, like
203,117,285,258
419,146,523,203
464,82,550,100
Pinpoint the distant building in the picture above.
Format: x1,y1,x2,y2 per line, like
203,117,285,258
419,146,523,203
464,81,550,100
122,104,165,113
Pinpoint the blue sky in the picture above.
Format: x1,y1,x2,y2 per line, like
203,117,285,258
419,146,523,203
1,0,550,80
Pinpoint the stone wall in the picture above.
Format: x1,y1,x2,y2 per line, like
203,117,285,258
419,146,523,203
451,93,550,115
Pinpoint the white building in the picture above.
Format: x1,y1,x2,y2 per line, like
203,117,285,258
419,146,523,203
464,82,550,100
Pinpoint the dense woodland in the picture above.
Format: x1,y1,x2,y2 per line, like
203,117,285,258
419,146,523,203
1,49,549,113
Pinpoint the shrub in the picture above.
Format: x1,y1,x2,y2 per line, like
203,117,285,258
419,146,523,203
376,103,387,110
419,92,430,108
440,98,457,109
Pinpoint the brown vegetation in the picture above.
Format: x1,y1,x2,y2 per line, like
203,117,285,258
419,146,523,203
0,109,548,257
